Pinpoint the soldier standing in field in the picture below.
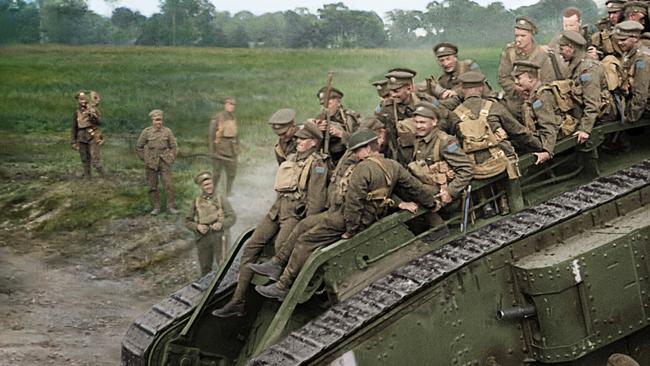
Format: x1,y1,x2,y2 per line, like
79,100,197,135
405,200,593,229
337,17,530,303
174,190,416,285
136,109,179,215
269,108,298,165
212,121,329,317
208,97,239,196
71,90,105,179
185,171,236,276
498,16,566,118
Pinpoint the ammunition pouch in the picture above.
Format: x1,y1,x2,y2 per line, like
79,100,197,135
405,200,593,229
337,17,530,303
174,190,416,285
397,118,417,147
472,147,510,180
408,160,455,187
559,114,578,138
195,197,224,225
220,119,238,138
88,126,104,145
274,154,315,193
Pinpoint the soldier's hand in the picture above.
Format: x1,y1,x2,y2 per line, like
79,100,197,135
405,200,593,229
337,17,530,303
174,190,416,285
533,151,551,165
398,201,418,213
210,222,223,231
438,188,453,205
329,125,343,138
314,119,327,131
341,232,352,239
440,89,457,99
574,131,590,144
71,143,79,150
586,46,599,60
197,224,209,235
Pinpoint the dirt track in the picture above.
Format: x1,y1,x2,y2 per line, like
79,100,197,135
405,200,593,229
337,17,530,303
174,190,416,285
0,163,274,366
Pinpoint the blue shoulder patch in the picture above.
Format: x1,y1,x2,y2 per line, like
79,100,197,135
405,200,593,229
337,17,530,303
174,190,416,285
532,99,543,110
375,104,381,114
432,99,441,108
469,62,479,70
580,73,592,82
636,59,646,70
314,166,327,174
447,142,459,153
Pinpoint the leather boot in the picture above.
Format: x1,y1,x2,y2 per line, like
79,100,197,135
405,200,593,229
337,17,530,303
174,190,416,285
82,166,91,180
255,283,288,301
211,299,245,318
482,202,496,219
249,260,284,281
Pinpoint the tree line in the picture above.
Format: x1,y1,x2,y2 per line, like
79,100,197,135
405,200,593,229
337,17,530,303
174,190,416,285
1,0,599,48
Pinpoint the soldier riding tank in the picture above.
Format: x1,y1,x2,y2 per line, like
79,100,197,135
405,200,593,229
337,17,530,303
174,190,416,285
122,118,650,366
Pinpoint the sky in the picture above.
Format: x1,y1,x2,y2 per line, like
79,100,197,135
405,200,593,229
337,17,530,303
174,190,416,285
87,0,544,18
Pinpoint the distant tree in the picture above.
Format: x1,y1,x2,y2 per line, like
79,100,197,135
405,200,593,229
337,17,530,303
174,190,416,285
40,0,88,44
318,3,385,48
136,13,166,45
111,7,146,44
386,9,424,47
0,0,40,43
283,9,321,48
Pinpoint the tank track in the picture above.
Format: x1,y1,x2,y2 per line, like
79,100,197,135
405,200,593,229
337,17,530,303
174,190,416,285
121,262,240,366
249,160,650,366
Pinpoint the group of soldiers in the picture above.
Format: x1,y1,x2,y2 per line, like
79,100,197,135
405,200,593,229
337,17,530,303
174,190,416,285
70,7,648,363
206,3,649,331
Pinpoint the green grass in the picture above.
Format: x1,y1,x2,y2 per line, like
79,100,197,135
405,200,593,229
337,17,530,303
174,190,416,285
0,45,502,232
0,45,502,143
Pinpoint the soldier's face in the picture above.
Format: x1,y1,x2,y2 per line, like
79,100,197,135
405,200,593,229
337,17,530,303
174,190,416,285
562,15,581,32
225,100,235,113
78,95,88,107
514,72,536,92
389,85,411,102
414,115,436,137
377,129,386,148
281,125,296,141
201,179,214,195
608,11,622,25
437,55,458,73
152,117,163,129
559,43,576,62
514,29,533,49
617,35,638,52
628,12,645,23
296,137,317,153
353,145,372,160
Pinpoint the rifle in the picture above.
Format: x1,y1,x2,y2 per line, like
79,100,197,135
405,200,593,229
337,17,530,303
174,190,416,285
322,71,334,155
180,152,236,162
547,50,564,80
613,92,626,124
460,185,472,234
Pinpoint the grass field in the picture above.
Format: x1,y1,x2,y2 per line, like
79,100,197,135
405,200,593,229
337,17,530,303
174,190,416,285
0,45,502,230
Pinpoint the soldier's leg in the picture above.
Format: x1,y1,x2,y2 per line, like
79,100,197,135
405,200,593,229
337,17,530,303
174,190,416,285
78,142,91,179
276,214,346,290
274,212,328,265
274,216,300,253
160,162,176,210
89,140,104,177
212,159,224,192
224,159,237,196
146,167,160,210
195,234,214,276
231,215,280,302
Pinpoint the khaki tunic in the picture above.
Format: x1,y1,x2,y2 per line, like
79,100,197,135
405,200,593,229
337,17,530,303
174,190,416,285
498,42,566,117
375,92,437,163
136,126,178,170
274,136,298,165
231,148,329,301
567,53,608,134
208,111,238,194
591,26,623,58
274,154,438,290
412,130,474,199
522,82,563,155
185,193,236,275
446,95,542,153
622,45,650,122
